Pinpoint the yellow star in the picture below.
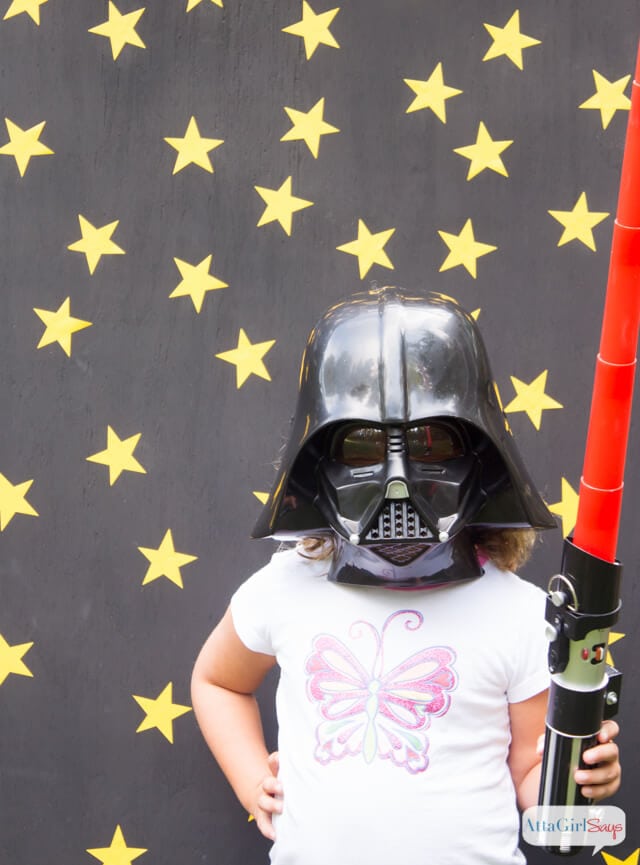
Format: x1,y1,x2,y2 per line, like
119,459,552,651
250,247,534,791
282,1,339,60
580,70,632,130
186,0,222,10
253,491,269,504
281,98,339,158
216,328,275,388
138,529,198,588
3,0,48,25
453,121,513,180
549,478,579,538
132,682,192,743
254,176,313,235
548,192,609,251
602,851,639,865
170,255,227,313
87,825,147,865
0,472,38,531
0,634,34,685
471,308,481,320
606,631,625,667
86,426,146,486
164,116,224,175
483,10,540,70
437,218,496,278
34,298,92,357
88,2,146,61
0,118,53,177
503,370,563,430
404,62,462,123
336,219,395,278
67,215,125,275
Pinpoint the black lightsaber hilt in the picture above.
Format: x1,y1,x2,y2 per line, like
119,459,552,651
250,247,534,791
538,538,623,856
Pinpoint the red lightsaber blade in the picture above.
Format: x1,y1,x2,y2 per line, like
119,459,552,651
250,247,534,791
537,41,640,855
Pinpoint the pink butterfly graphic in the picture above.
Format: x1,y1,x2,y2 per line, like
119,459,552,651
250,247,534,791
305,610,457,773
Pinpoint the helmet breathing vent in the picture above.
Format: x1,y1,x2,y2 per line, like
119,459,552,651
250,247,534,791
365,501,434,541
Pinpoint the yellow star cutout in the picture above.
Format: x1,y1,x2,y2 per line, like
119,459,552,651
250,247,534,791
67,215,125,274
132,682,192,743
549,478,579,538
580,70,631,130
88,2,146,61
86,426,146,486
336,219,395,279
254,176,313,235
253,491,269,504
170,255,227,313
282,1,339,60
0,472,38,531
602,851,639,865
4,0,47,25
453,121,513,180
404,62,462,123
138,529,198,588
606,631,625,667
0,634,34,685
503,370,563,430
186,0,222,10
87,825,147,865
483,10,540,70
548,192,609,251
281,98,339,158
0,118,53,177
164,116,224,175
216,329,275,388
437,218,496,278
34,298,92,357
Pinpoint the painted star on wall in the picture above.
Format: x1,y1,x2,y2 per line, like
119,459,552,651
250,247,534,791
254,176,313,235
549,478,579,538
453,121,513,180
548,192,609,250
89,2,146,61
87,825,147,865
281,97,339,158
438,218,496,278
282,1,339,60
0,472,38,531
67,215,125,274
601,850,639,865
336,219,395,278
0,634,34,685
164,116,224,174
404,62,462,123
503,370,563,430
253,491,269,504
186,0,222,10
86,426,146,486
3,0,48,24
607,631,625,667
579,70,632,129
0,118,53,176
138,529,198,588
216,329,276,388
132,682,192,743
482,10,540,70
170,255,227,313
34,298,92,357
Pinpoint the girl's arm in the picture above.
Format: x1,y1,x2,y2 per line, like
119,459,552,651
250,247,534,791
508,689,621,810
191,608,281,840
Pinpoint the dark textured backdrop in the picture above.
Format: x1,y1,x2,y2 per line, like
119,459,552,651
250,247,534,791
1,2,639,863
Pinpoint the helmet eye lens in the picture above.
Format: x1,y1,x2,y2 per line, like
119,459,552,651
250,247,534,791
333,426,386,466
406,424,465,463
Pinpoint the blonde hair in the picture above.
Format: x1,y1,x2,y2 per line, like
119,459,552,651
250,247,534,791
297,527,537,572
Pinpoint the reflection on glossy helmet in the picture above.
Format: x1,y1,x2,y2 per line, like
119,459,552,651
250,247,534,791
252,287,555,587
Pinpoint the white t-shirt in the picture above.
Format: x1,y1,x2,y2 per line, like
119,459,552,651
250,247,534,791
231,548,549,865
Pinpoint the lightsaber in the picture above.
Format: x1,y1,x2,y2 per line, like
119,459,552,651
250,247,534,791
537,40,640,855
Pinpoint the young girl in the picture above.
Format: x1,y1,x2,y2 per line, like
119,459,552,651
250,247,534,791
191,289,621,864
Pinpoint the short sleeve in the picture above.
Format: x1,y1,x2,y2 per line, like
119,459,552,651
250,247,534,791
230,563,276,656
506,581,551,704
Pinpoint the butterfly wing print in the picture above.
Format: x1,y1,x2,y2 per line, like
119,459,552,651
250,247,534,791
305,610,457,774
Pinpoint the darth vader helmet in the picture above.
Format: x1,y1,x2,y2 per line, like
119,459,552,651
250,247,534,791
253,287,555,587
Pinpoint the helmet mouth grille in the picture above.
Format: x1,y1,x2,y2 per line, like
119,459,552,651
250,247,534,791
365,541,432,565
364,500,435,541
